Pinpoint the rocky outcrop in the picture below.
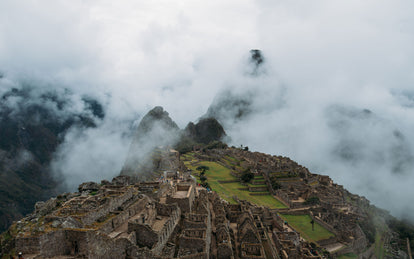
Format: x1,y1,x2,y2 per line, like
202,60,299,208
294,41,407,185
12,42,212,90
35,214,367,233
78,182,100,193
204,49,267,125
184,118,226,145
121,106,180,177
121,107,227,178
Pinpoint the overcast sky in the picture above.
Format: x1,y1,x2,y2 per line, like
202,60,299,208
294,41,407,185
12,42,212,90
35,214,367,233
1,0,414,222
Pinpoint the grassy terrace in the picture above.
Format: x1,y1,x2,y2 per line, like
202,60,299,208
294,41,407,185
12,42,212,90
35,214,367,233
279,214,335,242
182,152,338,244
183,153,286,209
338,253,358,259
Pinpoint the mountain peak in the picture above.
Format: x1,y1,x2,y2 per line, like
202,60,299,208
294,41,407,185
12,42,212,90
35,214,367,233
136,106,179,135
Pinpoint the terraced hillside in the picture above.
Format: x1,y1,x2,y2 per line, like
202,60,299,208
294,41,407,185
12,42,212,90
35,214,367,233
179,147,414,258
181,152,287,209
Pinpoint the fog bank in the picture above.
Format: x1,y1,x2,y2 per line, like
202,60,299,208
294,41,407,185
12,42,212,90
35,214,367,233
1,0,414,222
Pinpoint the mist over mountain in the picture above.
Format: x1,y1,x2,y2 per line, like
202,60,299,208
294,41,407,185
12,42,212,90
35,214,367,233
0,86,106,231
121,106,180,178
121,106,226,179
0,0,414,228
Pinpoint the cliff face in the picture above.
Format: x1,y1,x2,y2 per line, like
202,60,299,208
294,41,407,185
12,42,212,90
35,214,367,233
184,118,226,145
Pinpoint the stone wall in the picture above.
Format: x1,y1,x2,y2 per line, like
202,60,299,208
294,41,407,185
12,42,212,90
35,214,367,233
350,224,368,254
15,236,40,254
128,201,181,254
128,222,158,248
179,235,206,250
177,252,207,259
166,196,191,213
166,184,195,213
249,193,271,196
86,231,130,259
99,195,149,234
157,202,180,217
39,230,89,257
316,236,338,246
217,180,239,184
183,219,207,229
240,243,266,259
217,243,233,259
248,186,268,192
82,188,134,226
310,213,338,236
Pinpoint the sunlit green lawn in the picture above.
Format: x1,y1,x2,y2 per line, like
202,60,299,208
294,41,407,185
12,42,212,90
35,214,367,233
184,158,286,209
338,253,358,259
280,214,335,242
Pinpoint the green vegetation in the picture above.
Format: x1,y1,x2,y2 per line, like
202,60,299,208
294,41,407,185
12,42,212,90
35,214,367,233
270,171,298,178
183,154,286,209
304,196,320,205
280,214,335,242
196,165,209,174
271,181,281,190
174,137,198,154
374,231,386,258
203,141,228,150
387,218,414,251
358,219,376,244
241,170,254,183
338,253,358,259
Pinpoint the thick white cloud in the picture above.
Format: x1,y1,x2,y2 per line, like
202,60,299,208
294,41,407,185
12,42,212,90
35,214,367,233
1,0,414,221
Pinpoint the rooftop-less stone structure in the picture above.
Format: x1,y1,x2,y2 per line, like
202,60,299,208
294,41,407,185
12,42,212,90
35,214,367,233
1,147,412,259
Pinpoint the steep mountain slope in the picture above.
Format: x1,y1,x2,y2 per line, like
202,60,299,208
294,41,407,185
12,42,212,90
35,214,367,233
121,106,226,179
0,87,104,232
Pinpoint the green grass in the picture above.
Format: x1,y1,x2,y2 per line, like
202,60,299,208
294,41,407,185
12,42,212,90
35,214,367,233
184,159,286,209
247,183,268,188
280,214,335,242
224,155,239,163
374,231,386,259
338,253,357,259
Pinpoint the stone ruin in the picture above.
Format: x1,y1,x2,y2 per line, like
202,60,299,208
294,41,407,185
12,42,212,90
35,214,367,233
190,148,385,258
4,147,409,258
7,169,324,259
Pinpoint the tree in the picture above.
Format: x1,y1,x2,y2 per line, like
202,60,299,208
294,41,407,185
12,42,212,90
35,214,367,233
305,196,320,205
196,165,209,177
200,175,207,182
241,169,254,183
272,181,281,190
196,165,209,172
201,181,210,189
310,219,315,231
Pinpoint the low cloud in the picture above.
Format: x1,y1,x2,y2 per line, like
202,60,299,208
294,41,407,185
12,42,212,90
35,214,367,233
1,0,414,222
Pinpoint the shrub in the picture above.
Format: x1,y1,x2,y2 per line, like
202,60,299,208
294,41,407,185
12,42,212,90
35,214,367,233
304,196,320,205
241,170,254,183
272,181,281,190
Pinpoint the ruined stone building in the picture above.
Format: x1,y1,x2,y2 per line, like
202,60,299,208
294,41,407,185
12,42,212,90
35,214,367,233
3,147,411,259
